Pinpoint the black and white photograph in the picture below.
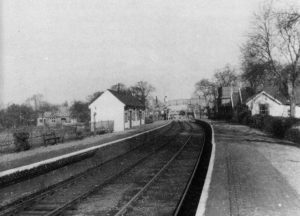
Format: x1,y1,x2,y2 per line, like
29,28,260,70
1,0,300,215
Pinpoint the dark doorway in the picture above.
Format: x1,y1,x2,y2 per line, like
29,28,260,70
129,110,132,128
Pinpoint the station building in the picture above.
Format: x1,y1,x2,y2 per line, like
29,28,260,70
246,90,300,118
89,89,145,132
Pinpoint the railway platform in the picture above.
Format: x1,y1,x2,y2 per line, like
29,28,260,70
0,120,202,215
0,120,172,210
0,120,168,172
202,121,300,216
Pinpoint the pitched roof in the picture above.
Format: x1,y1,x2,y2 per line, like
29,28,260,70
41,110,70,118
256,86,300,105
262,86,289,104
246,91,283,105
108,89,145,108
89,92,104,105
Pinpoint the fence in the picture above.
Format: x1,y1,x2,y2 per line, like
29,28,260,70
0,124,90,153
91,120,114,134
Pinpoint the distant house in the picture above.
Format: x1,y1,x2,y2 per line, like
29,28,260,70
217,86,250,108
217,86,240,116
215,86,255,118
246,89,300,118
37,107,77,126
88,89,145,132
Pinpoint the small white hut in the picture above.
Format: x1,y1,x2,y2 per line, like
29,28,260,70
89,89,146,132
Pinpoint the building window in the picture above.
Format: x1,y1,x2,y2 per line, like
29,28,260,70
259,104,269,115
124,112,128,123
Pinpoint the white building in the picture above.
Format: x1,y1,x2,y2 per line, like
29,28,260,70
246,91,300,118
89,89,145,132
37,106,77,126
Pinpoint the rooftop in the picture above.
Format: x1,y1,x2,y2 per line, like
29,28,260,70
108,89,145,108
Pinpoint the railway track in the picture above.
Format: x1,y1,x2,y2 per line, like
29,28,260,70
0,121,180,215
174,119,212,216
62,121,204,216
1,121,206,216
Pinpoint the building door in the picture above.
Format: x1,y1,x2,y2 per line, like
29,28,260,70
129,110,132,128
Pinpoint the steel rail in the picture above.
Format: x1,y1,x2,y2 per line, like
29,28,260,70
113,135,192,216
173,119,212,216
44,123,183,216
0,122,177,216
173,132,206,216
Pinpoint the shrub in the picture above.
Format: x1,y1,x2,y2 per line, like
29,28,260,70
13,132,30,152
280,118,299,138
285,127,300,144
241,112,252,125
249,114,265,129
263,116,283,137
145,116,153,124
221,104,300,142
259,116,298,138
237,110,252,124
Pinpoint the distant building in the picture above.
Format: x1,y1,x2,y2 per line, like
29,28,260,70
216,86,239,117
37,107,77,126
166,98,207,119
246,89,300,118
89,89,145,132
217,86,242,108
215,86,255,119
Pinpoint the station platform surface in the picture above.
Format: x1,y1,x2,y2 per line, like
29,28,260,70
0,120,169,172
204,121,300,216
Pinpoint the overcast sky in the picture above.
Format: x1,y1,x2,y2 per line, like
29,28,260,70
1,0,297,106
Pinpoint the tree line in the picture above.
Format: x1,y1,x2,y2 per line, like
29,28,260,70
0,95,63,129
194,64,240,107
70,81,155,123
0,81,155,129
195,1,300,118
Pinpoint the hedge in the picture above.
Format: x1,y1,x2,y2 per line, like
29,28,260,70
285,128,300,143
238,113,300,140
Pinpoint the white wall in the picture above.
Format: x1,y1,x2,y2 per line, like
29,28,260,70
295,106,300,118
124,109,145,129
247,93,288,117
247,92,300,118
89,91,125,132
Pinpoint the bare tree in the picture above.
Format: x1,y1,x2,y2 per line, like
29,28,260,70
194,79,217,107
130,81,155,107
214,64,239,87
110,83,128,93
25,94,44,110
240,41,270,92
245,1,300,117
